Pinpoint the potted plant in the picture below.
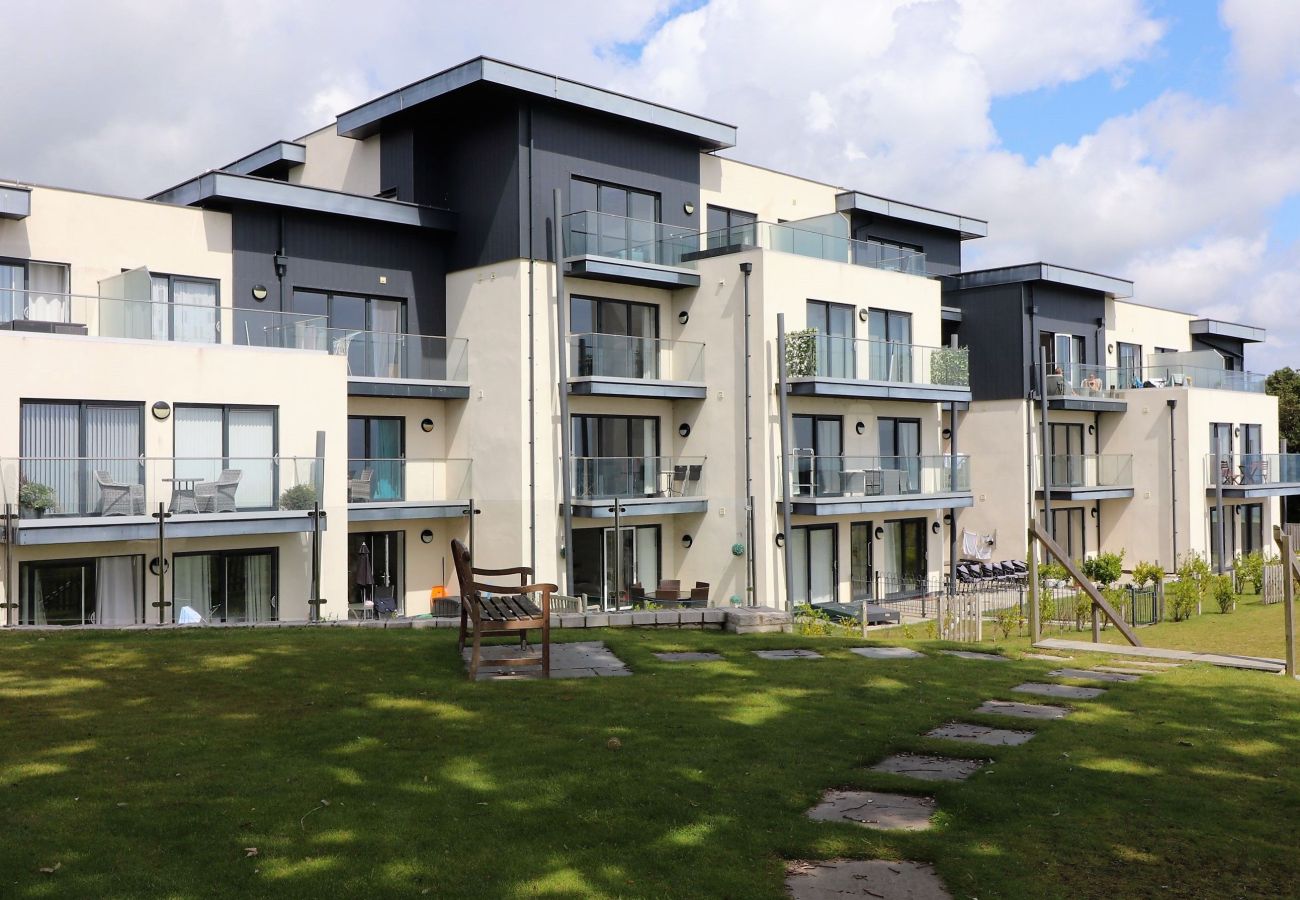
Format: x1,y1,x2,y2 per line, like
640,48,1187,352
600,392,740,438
279,483,319,511
19,479,56,518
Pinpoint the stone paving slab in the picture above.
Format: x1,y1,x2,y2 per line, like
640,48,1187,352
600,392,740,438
465,641,631,681
806,790,936,831
785,859,952,899
870,753,987,782
1048,667,1139,683
754,649,824,660
1022,652,1073,661
926,722,1035,746
1104,659,1181,669
653,651,724,662
851,646,926,659
1034,638,1282,673
1013,682,1105,700
938,649,1010,662
976,699,1071,720
1091,665,1158,676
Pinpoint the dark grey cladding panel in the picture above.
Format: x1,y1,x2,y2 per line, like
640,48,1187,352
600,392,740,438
230,206,450,339
0,184,31,219
835,190,987,238
942,282,1027,402
222,141,306,178
337,56,737,150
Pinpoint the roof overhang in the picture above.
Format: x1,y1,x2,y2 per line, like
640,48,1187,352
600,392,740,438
150,171,455,231
1190,318,1265,344
947,263,1133,298
336,56,737,150
222,141,306,179
0,184,31,219
835,191,987,239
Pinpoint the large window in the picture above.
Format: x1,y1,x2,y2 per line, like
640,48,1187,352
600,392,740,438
571,296,660,379
1049,423,1086,487
793,414,843,496
1044,506,1086,562
1040,331,1086,390
878,417,921,493
867,308,913,382
0,258,69,323
348,416,404,502
175,405,277,510
349,531,405,617
807,300,854,378
1210,422,1233,485
19,556,144,626
1241,504,1264,556
293,289,407,378
706,205,757,248
569,177,661,262
878,519,927,595
19,400,143,517
1209,506,1237,571
571,415,660,498
150,273,219,343
572,524,660,605
173,548,277,623
1117,342,1142,388
791,524,837,606
851,521,874,602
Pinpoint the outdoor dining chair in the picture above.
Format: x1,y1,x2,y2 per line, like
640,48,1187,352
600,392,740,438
93,470,144,516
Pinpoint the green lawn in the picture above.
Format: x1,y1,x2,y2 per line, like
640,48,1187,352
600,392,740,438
3,627,1300,899
1096,593,1293,660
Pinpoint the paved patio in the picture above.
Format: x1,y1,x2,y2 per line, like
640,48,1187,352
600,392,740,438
463,641,632,680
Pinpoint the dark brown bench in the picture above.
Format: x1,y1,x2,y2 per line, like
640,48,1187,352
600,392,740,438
451,538,555,680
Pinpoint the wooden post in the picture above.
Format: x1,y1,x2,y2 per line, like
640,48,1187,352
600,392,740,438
1027,526,1041,643
1273,526,1296,677
1030,519,1141,646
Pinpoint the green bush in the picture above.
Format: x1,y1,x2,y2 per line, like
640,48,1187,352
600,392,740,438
1102,585,1131,626
1132,560,1165,590
1234,551,1265,594
1177,551,1211,583
929,347,969,387
279,483,319,511
1073,593,1093,630
992,605,1023,640
1211,574,1236,613
1038,561,1069,586
1168,577,1201,622
784,328,818,377
18,480,56,513
1038,591,1057,626
1082,550,1125,587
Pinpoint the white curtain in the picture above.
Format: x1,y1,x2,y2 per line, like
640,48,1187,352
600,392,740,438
27,262,69,322
174,407,223,484
228,409,274,509
634,527,659,594
172,278,218,344
0,263,21,322
791,528,809,606
85,405,142,513
173,554,214,621
149,275,170,340
95,556,142,625
20,402,79,515
241,553,275,622
369,300,403,378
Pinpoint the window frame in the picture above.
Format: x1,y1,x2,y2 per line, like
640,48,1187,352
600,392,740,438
171,547,279,624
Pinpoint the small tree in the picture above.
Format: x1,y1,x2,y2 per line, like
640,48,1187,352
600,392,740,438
1234,551,1265,595
1082,550,1125,588
784,328,819,377
1132,560,1165,591
1211,574,1236,613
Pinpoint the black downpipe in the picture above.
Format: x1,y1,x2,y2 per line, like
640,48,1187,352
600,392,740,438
526,102,537,574
1168,398,1179,569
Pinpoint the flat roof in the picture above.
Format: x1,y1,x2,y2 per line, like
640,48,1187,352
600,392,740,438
150,171,455,230
835,191,988,239
946,262,1133,298
335,56,738,150
222,141,306,179
1190,318,1265,343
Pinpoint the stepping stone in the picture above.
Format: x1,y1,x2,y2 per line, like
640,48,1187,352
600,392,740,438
1048,667,1139,683
871,753,986,782
653,652,723,662
786,859,952,899
466,640,632,680
1013,682,1105,700
926,722,1035,746
806,790,936,831
976,699,1071,720
851,646,925,660
754,649,823,660
1023,652,1073,661
938,650,1010,662
1092,665,1157,676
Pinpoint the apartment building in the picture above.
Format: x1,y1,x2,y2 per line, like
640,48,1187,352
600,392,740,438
945,264,1283,572
0,56,1280,626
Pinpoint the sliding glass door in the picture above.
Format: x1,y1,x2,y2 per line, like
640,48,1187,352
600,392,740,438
172,549,277,623
571,296,660,379
19,401,143,517
570,415,660,498
348,416,404,501
878,417,921,493
19,556,144,625
878,519,927,596
850,521,873,602
807,299,854,378
571,525,660,605
791,524,837,606
150,274,219,343
175,405,277,510
867,308,913,381
792,414,842,496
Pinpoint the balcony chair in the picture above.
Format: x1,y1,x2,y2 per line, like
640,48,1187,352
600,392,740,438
654,579,682,604
348,468,375,502
1219,458,1238,485
451,538,554,681
195,469,241,513
687,586,709,607
373,585,398,618
94,470,144,516
666,464,688,496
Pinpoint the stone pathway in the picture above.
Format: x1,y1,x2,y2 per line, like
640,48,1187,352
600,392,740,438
786,860,952,900
1047,667,1139,683
464,641,632,680
653,651,723,662
753,648,823,660
926,722,1035,746
1013,682,1105,700
938,649,1010,662
1034,637,1283,673
851,646,925,659
976,699,1071,719
806,790,937,831
871,753,987,782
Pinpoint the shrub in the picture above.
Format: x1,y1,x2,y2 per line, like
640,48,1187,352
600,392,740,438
1211,574,1236,613
1038,591,1057,626
279,483,319,511
1038,561,1069,587
1072,593,1093,630
1177,551,1211,583
1168,577,1201,622
1082,550,1125,588
929,347,969,387
1102,585,1131,626
1132,560,1165,590
784,328,818,377
992,605,1023,640
1235,551,1265,594
18,480,56,513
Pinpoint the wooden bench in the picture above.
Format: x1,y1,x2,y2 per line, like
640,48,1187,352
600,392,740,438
451,538,555,680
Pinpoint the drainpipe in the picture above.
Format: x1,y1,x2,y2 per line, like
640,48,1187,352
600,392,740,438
740,262,756,605
1215,447,1225,574
1039,345,1053,539
1168,398,1179,569
948,399,958,594
777,314,795,610
526,102,537,574
554,189,575,594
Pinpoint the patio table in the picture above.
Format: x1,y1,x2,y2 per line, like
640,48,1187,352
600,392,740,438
164,477,200,514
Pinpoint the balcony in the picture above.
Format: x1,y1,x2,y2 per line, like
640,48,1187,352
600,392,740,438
567,456,707,517
1034,454,1134,501
1204,454,1300,498
783,454,973,515
346,458,473,521
695,221,928,276
0,456,324,545
1035,364,1129,413
567,333,706,400
286,325,470,399
784,334,970,403
1128,363,1266,394
562,210,701,289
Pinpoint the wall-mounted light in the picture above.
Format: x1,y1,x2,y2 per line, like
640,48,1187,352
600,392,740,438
681,534,693,549
149,557,169,576
774,532,785,547
151,401,171,421
1234,426,1241,438
251,284,269,302
1107,342,1114,354
858,307,870,322
420,529,434,544
683,201,696,215
942,427,952,440
678,310,689,325
943,513,953,524
932,520,942,534
678,423,691,438
274,255,288,278
1090,507,1099,519
421,418,435,433
874,526,885,539
855,421,865,435
1088,424,1096,435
